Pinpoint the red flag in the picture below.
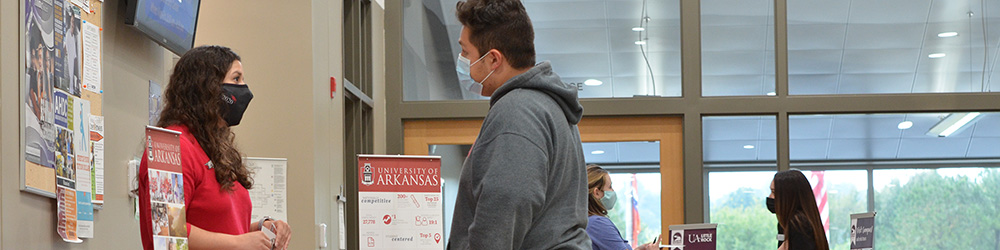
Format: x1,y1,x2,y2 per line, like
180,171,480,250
631,174,640,248
810,171,830,236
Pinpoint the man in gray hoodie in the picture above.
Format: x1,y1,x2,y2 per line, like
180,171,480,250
447,0,591,249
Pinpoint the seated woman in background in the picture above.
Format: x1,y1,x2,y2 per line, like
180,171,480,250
770,170,830,250
586,165,660,250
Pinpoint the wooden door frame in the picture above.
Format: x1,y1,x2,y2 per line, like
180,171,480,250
404,116,684,234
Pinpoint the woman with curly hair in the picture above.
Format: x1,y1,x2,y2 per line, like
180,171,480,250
138,45,291,250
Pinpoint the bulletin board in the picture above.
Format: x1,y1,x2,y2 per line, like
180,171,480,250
20,0,104,202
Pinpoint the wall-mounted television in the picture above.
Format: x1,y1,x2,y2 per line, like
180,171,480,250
121,0,200,55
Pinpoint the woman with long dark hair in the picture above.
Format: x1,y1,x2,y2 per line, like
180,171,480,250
585,165,660,250
769,170,830,250
138,45,291,250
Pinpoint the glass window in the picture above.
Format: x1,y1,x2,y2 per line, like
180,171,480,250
607,173,662,248
584,141,661,247
701,0,775,96
703,116,777,164
798,170,869,250
790,112,1000,161
874,168,1000,249
709,170,868,250
788,0,1000,94
708,171,778,249
402,0,682,101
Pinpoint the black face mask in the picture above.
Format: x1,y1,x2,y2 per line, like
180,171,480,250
220,84,253,126
766,197,776,214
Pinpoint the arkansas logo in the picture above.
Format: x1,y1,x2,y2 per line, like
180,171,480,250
362,163,374,185
146,136,154,161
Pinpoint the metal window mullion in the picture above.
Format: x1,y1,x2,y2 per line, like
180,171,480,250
867,168,875,212
680,0,704,224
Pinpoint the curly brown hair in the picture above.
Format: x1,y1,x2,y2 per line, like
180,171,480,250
157,45,252,191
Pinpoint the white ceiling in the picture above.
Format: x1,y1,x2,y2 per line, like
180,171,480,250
409,0,1000,162
583,113,1000,164
704,113,1000,162
411,0,1000,99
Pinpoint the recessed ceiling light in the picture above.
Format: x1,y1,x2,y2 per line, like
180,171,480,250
766,92,777,96
632,27,646,32
897,121,913,130
743,145,755,149
937,32,959,38
591,150,605,155
584,79,603,86
634,40,647,45
928,53,946,59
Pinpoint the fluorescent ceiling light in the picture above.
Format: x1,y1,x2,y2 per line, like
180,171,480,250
926,112,981,137
632,27,645,32
634,40,647,45
743,145,755,149
928,53,947,59
937,32,959,38
591,150,605,155
897,121,913,130
584,79,603,86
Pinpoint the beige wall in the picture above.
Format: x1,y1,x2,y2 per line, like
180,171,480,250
2,0,168,248
374,1,388,155
0,0,346,249
195,0,345,249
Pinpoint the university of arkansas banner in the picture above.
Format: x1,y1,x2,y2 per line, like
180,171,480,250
357,155,443,250
145,126,188,250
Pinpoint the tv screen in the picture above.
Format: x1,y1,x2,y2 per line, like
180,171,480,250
125,0,200,55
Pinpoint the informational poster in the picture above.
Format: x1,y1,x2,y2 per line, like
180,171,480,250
246,157,288,222
56,185,81,243
90,116,105,204
81,21,101,94
62,5,83,96
850,212,875,250
145,126,188,250
54,89,81,243
357,155,443,250
25,0,57,169
149,80,164,125
71,97,93,237
666,223,717,250
52,0,66,94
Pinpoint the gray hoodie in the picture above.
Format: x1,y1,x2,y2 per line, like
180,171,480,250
448,61,591,250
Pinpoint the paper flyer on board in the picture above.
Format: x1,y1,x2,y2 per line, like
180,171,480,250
69,0,89,13
90,116,105,204
72,97,93,238
357,155,443,250
25,0,57,169
82,21,101,93
55,90,81,243
146,127,189,250
246,158,288,222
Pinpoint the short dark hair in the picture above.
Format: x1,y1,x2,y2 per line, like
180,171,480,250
455,0,536,69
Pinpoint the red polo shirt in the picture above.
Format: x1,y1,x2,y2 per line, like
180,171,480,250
140,124,252,250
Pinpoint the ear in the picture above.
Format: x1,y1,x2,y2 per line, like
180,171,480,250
487,49,503,70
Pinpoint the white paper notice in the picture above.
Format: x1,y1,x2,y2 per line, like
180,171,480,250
69,0,89,13
81,22,101,94
339,202,347,250
246,158,288,222
89,116,104,204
